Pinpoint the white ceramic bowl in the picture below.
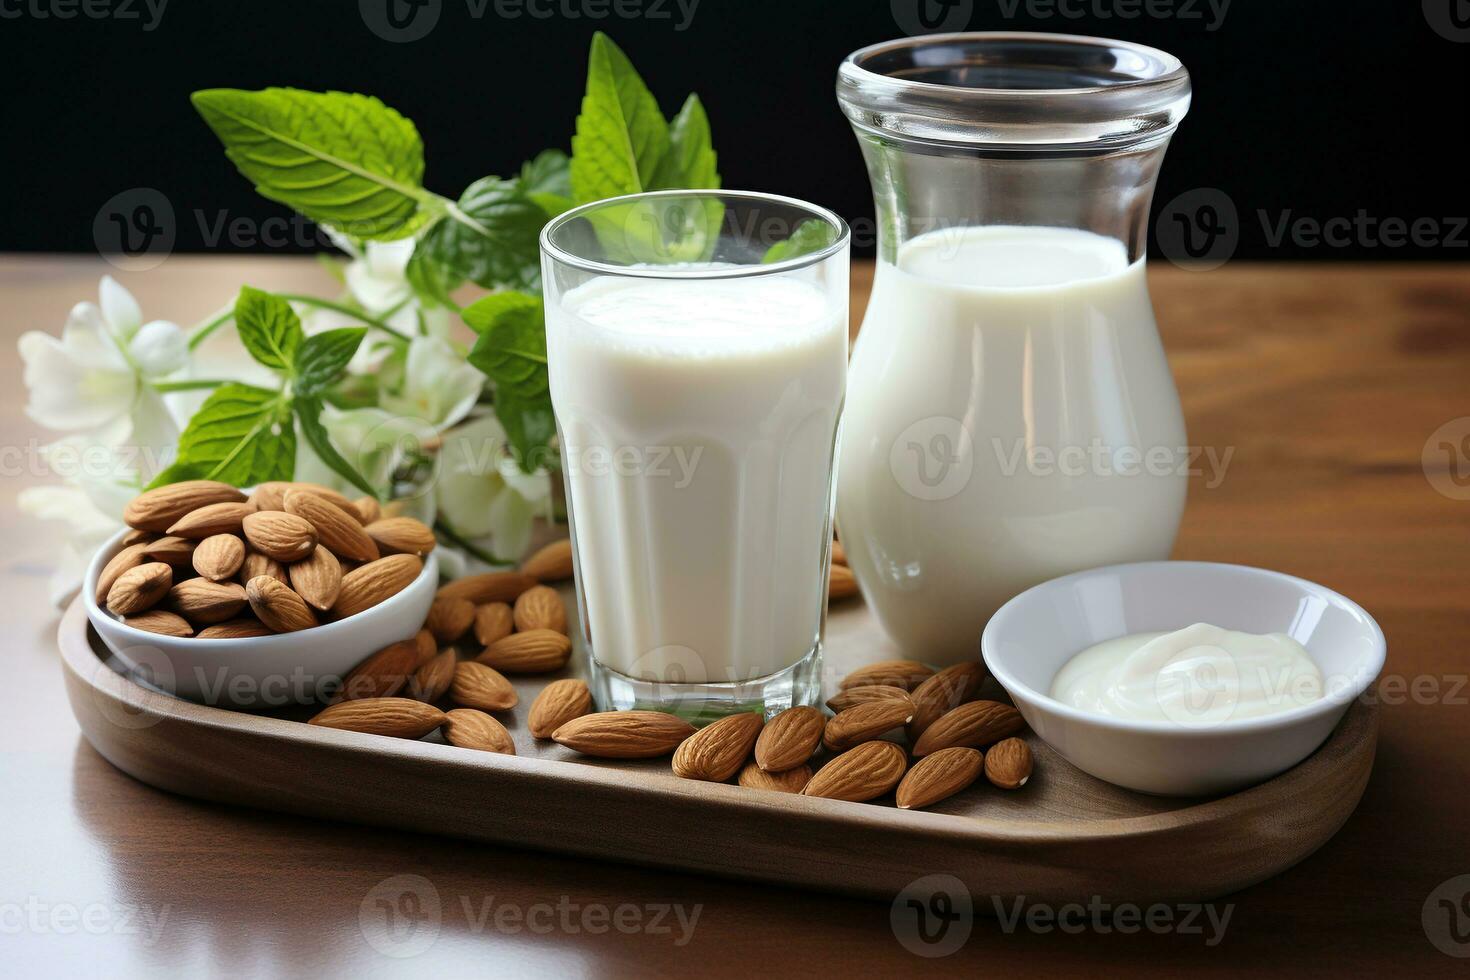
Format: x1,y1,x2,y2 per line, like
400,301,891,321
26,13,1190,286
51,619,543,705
981,561,1385,796
84,527,438,708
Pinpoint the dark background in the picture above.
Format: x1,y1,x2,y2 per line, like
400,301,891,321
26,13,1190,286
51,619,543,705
3,0,1467,260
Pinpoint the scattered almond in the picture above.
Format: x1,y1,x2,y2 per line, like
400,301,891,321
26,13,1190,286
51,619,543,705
552,711,695,759
825,685,912,714
121,528,154,547
364,517,436,558
106,562,172,614
425,596,475,643
521,539,574,582
196,619,273,639
285,490,380,563
168,579,248,624
308,697,446,739
332,554,422,618
828,563,859,601
192,533,246,582
478,629,572,674
907,662,988,740
436,570,536,605
337,639,419,701
838,659,934,692
414,629,437,667
802,741,908,802
245,575,318,633
513,585,567,634
738,761,811,794
449,660,518,712
352,495,381,525
823,698,914,753
242,510,318,562
124,480,247,532
473,602,514,646
911,700,1025,758
754,706,825,773
441,708,516,754
95,542,149,604
672,712,764,782
983,737,1033,790
123,609,194,638
239,551,288,587
288,545,343,611
528,678,593,739
167,501,256,539
409,649,457,703
141,535,196,567
831,539,847,566
896,747,985,810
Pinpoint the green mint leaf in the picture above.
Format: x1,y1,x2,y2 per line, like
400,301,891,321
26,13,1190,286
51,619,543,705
650,94,719,190
404,239,463,310
191,87,431,240
462,292,549,405
294,327,366,396
494,391,557,474
570,32,670,203
234,286,304,372
761,219,838,264
418,177,545,292
147,383,293,488
294,395,378,497
521,150,574,219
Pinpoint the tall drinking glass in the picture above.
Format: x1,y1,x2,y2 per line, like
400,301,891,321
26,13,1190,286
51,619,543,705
540,190,850,720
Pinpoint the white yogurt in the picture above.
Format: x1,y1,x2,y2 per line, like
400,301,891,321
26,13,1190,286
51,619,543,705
1050,623,1324,727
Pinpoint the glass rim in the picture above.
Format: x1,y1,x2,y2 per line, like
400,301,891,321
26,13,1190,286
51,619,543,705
538,188,851,280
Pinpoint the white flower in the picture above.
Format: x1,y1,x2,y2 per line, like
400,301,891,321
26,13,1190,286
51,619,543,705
344,238,415,314
435,414,551,563
18,484,124,607
18,276,187,441
379,335,483,433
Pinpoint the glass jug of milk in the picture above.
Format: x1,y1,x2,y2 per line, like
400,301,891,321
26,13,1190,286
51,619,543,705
835,34,1193,665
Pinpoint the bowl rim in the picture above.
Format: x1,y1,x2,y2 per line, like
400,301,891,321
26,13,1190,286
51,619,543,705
83,525,439,651
980,560,1387,738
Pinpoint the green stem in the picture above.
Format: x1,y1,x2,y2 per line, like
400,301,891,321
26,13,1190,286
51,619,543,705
276,294,411,342
433,519,516,567
153,379,230,393
187,307,234,351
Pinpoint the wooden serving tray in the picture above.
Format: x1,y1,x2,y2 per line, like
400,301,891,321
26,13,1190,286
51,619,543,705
59,594,1376,905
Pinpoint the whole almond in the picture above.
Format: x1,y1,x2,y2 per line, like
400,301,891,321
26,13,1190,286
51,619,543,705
436,571,536,606
242,510,318,562
521,539,574,582
672,712,764,782
337,639,420,701
196,618,273,639
414,629,437,666
333,554,423,618
365,517,436,558
141,535,196,567
192,534,246,582
169,579,248,624
239,551,288,587
513,585,567,634
441,708,516,754
245,575,318,633
425,596,475,644
822,698,915,753
95,542,149,604
289,545,343,611
912,700,1025,758
474,602,514,646
106,562,172,614
831,539,847,566
984,737,1033,790
251,481,355,514
308,697,446,739
478,629,572,674
738,761,812,794
907,662,988,740
124,480,247,532
121,528,154,547
167,501,256,539
828,564,859,602
802,741,908,803
123,609,194,638
838,659,934,692
825,685,913,714
552,711,695,759
896,747,986,810
449,660,518,711
352,495,381,525
409,649,457,703
754,706,825,773
285,490,380,563
528,678,593,738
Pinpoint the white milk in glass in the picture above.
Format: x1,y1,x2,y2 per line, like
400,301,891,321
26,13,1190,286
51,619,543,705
546,273,846,685
838,226,1186,665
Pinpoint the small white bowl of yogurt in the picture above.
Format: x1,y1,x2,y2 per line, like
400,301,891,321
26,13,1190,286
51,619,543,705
981,561,1386,796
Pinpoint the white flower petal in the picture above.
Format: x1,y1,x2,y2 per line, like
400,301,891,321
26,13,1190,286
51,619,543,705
127,320,188,377
484,485,535,559
61,302,128,369
381,336,483,431
99,276,143,339
19,330,136,430
19,484,123,607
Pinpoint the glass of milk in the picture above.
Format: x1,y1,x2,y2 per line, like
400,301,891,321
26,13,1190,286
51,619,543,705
835,33,1195,666
540,191,850,720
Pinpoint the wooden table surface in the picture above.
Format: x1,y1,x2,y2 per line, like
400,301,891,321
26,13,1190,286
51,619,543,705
2,255,1468,976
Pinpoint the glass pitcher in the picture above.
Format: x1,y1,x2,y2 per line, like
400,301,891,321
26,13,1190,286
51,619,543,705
835,33,1193,665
